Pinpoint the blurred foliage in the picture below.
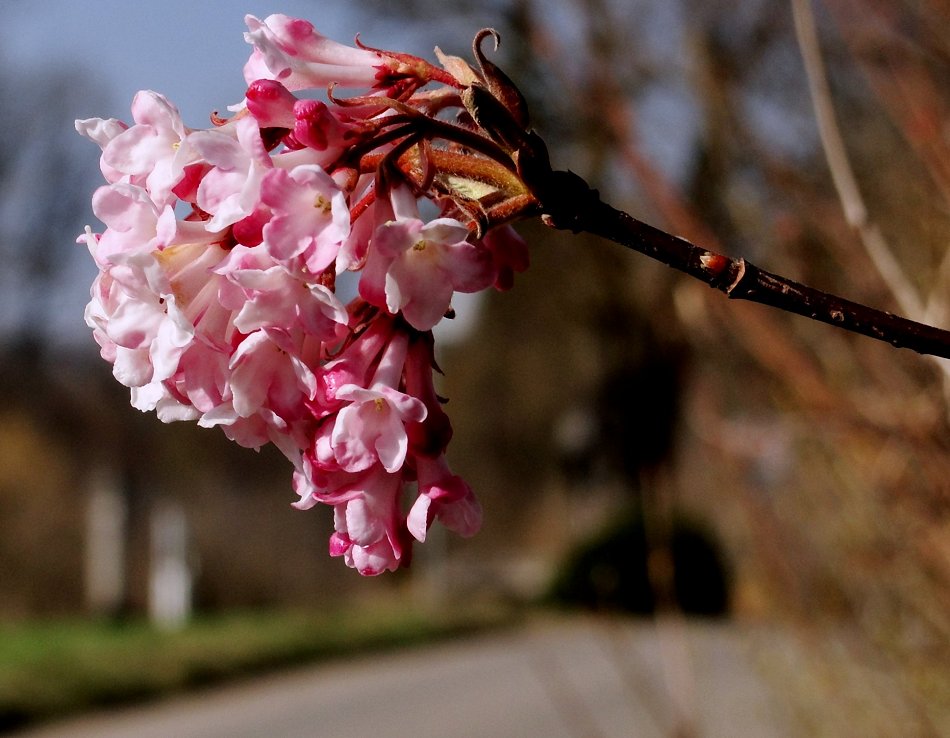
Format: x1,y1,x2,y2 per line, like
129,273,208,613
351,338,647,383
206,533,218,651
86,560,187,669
548,509,729,616
361,0,950,731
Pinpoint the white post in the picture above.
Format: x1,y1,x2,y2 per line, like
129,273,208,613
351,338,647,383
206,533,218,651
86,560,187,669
84,465,127,616
148,500,192,630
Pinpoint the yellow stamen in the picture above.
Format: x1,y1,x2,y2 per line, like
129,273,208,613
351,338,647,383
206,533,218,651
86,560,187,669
314,195,332,214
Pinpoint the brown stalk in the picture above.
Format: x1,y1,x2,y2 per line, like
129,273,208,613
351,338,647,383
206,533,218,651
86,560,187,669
529,168,950,360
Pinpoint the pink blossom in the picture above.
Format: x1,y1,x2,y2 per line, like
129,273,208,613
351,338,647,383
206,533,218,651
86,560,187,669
328,470,407,575
228,329,317,424
84,266,193,389
330,332,426,472
407,455,482,542
227,263,348,341
75,117,128,183
100,90,194,206
243,14,386,91
482,224,530,291
189,116,273,231
259,164,350,274
331,384,426,472
362,212,494,331
87,184,176,267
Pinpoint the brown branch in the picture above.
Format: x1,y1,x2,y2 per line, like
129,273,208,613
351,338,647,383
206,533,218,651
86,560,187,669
533,170,950,360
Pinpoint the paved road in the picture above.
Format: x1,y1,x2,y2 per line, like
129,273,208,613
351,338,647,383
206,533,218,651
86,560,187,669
13,617,796,738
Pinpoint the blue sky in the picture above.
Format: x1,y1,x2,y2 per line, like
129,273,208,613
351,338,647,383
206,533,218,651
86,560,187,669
11,2,367,123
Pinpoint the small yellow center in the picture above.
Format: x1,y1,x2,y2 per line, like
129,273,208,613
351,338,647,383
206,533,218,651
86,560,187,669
314,195,331,214
373,398,386,412
412,240,427,252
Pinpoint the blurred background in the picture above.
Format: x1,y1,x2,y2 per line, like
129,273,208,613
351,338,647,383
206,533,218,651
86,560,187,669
2,0,949,735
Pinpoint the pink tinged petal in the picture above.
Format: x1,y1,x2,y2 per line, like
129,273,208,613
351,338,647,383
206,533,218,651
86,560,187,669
76,117,129,182
388,266,454,331
373,413,410,473
154,398,202,423
190,119,271,231
373,218,423,258
188,129,244,169
105,295,163,348
75,117,128,149
102,94,184,174
301,283,348,336
348,540,401,575
203,409,272,450
130,90,186,136
331,404,380,472
129,380,168,412
357,248,390,308
229,332,281,417
439,241,495,294
376,385,427,424
344,497,385,546
407,495,433,542
419,219,470,246
412,456,483,541
197,403,240,429
228,331,316,421
132,381,201,423
149,300,194,382
418,219,494,292
112,346,152,387
102,124,171,176
92,184,160,235
389,185,420,222
291,469,321,511
438,492,483,538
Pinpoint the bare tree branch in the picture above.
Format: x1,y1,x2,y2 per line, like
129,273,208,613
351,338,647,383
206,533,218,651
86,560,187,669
530,169,950,360
791,0,950,399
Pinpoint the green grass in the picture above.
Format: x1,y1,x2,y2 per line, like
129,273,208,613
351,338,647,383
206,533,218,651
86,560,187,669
0,603,514,732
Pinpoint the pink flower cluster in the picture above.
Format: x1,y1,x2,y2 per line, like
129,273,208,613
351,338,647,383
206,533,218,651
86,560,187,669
76,14,529,574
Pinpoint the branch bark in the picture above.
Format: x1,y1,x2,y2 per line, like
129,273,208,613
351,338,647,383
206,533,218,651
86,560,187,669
534,170,950,360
